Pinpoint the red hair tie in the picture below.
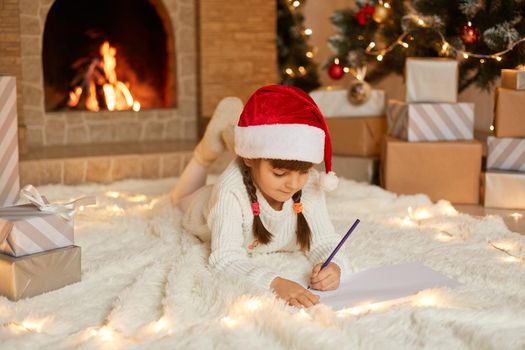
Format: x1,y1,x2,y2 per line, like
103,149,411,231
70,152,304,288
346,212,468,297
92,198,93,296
251,202,260,216
293,203,303,214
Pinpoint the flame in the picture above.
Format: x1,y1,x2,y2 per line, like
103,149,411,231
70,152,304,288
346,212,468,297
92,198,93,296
67,41,140,112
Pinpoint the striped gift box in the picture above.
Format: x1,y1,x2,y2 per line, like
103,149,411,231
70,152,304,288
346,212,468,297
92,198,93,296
387,100,474,142
0,204,74,257
0,76,20,206
487,136,525,171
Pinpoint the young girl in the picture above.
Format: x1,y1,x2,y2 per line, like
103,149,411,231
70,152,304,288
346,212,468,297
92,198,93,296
171,85,347,308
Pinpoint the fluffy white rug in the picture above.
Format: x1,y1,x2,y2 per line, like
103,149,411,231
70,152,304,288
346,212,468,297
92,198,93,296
1,177,524,349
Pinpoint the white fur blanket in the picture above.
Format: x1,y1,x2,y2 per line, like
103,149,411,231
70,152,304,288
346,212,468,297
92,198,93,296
1,177,524,349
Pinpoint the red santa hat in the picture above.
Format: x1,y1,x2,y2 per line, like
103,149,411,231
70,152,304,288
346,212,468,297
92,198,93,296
234,85,338,191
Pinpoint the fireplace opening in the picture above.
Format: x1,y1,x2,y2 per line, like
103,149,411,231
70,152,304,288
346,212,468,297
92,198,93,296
43,0,174,112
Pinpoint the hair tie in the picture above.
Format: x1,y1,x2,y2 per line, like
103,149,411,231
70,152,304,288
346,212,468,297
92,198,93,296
293,202,303,214
251,202,260,216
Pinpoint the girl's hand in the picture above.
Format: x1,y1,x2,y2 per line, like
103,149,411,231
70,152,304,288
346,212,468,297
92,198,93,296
270,277,320,308
309,262,341,291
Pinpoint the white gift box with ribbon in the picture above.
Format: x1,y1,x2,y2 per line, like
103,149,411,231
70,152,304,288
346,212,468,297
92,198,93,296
0,185,96,257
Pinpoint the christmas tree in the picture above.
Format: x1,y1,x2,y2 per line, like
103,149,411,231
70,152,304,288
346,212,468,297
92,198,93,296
327,0,525,91
277,0,321,92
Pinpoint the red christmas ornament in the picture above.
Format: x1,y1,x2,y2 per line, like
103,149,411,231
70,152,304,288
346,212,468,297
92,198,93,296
328,62,345,80
355,4,375,26
461,24,480,44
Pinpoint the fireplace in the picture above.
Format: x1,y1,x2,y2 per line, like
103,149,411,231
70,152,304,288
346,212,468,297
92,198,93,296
43,0,173,112
18,0,197,147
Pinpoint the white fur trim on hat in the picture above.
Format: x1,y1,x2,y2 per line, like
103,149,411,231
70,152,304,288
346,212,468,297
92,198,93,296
234,123,325,163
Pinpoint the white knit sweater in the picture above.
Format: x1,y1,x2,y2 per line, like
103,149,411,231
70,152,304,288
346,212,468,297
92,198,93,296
181,160,347,291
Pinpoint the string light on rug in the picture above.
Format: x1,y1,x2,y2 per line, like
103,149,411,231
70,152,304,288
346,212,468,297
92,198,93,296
488,240,523,263
3,318,47,334
220,316,238,328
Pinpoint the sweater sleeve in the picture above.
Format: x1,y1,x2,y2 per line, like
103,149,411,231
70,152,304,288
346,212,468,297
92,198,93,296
207,190,280,291
302,182,348,275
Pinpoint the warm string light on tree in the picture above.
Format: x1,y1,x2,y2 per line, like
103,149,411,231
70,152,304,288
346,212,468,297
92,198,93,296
361,14,525,64
278,0,320,91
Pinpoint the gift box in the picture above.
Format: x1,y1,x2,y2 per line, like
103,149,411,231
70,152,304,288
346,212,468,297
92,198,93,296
0,203,74,257
326,116,386,157
484,171,525,209
500,69,525,90
381,137,482,204
387,100,474,142
318,156,379,184
0,245,81,301
405,58,458,103
309,88,385,117
486,136,525,171
494,88,525,137
0,76,20,207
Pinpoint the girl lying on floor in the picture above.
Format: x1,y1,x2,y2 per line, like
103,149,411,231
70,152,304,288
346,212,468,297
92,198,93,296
171,85,347,308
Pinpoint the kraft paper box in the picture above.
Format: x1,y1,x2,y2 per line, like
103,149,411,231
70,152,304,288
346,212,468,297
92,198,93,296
494,88,525,137
0,204,74,257
387,100,474,142
405,58,458,103
484,171,525,209
486,136,525,171
501,69,525,90
0,245,81,301
326,116,386,157
316,156,379,184
309,88,385,117
381,137,482,204
0,76,20,207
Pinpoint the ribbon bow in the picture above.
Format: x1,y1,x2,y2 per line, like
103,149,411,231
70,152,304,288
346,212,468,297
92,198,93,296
20,184,97,220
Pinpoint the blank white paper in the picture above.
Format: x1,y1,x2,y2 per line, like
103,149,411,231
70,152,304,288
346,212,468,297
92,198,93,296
314,262,461,310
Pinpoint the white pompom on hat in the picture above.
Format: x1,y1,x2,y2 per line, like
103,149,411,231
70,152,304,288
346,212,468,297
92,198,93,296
234,85,338,191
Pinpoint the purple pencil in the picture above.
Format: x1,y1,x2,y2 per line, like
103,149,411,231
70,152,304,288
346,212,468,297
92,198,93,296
321,218,360,270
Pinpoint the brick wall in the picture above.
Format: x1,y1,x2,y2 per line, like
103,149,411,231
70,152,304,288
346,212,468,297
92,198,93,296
0,0,23,122
199,0,278,118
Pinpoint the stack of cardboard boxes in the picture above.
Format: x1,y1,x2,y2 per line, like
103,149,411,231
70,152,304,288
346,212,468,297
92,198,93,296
382,58,482,204
484,69,525,209
0,76,81,301
310,86,386,183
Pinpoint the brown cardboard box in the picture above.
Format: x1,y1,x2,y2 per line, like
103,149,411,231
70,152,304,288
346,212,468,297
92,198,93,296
326,116,386,157
0,245,81,301
494,88,525,137
381,137,482,204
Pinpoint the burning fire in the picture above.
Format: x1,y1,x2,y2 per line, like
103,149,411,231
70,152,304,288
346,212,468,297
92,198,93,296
67,41,141,112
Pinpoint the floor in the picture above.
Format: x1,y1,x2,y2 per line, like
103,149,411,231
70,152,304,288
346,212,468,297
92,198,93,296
455,204,525,235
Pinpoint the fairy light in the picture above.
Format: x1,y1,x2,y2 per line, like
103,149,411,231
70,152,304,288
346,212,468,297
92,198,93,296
244,299,261,312
363,13,525,62
304,28,313,35
367,41,376,49
400,41,409,48
220,316,238,328
105,191,120,198
292,0,300,7
306,51,313,58
489,125,495,131
285,67,294,76
377,54,384,61
298,66,306,75
334,58,340,64
343,67,350,73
